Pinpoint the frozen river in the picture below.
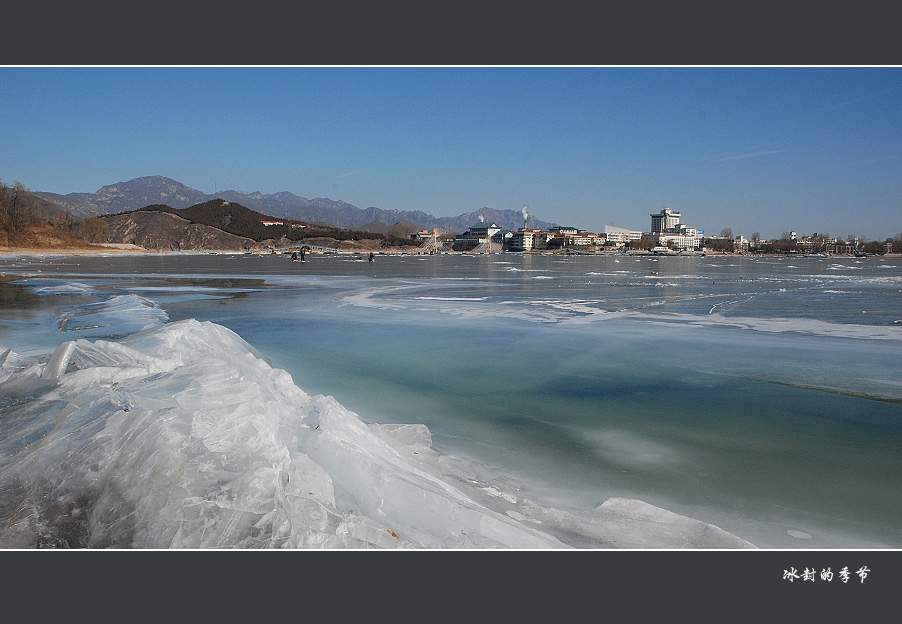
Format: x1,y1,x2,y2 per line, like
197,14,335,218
1,251,900,548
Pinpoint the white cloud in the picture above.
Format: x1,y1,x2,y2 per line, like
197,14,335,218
709,148,790,163
331,170,359,184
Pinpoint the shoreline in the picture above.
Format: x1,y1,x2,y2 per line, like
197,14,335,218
3,244,901,260
0,243,163,257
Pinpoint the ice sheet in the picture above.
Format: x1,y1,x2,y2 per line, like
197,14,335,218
0,319,754,549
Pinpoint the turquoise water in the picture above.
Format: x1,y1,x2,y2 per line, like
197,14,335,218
2,251,901,548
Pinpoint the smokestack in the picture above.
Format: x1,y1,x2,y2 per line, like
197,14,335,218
521,204,529,229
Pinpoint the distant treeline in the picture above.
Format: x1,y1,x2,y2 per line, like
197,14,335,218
135,200,417,247
0,179,97,247
619,232,899,255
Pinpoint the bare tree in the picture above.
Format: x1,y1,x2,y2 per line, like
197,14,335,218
3,182,29,242
0,180,9,233
79,217,108,243
720,227,733,239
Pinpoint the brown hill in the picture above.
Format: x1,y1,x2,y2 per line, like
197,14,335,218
98,210,256,251
133,199,417,248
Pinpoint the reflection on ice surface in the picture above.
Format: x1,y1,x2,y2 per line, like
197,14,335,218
22,281,96,296
56,294,170,338
0,319,753,549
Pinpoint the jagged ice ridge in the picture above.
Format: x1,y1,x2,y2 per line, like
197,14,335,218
0,318,755,549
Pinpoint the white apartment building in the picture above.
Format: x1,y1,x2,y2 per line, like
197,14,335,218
547,227,603,248
453,222,504,251
604,225,643,244
508,229,548,251
641,232,701,250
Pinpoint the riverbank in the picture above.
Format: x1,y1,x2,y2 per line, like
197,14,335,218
0,241,418,257
0,242,159,256
3,242,900,260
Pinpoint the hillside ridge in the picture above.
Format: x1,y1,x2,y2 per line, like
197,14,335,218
34,175,558,233
96,199,417,252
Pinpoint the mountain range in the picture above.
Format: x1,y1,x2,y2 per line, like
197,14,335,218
34,176,558,234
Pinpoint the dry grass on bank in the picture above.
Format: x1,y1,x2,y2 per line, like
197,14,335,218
2,225,111,251
1,231,151,256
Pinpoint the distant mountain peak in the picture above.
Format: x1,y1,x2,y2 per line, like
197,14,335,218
34,175,558,233
96,175,189,192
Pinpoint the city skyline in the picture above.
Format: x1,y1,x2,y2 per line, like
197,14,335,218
1,66,900,242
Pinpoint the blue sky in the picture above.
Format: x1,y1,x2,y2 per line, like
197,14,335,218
1,66,899,241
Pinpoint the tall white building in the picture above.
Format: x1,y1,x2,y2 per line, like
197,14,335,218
644,207,701,251
650,207,682,233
